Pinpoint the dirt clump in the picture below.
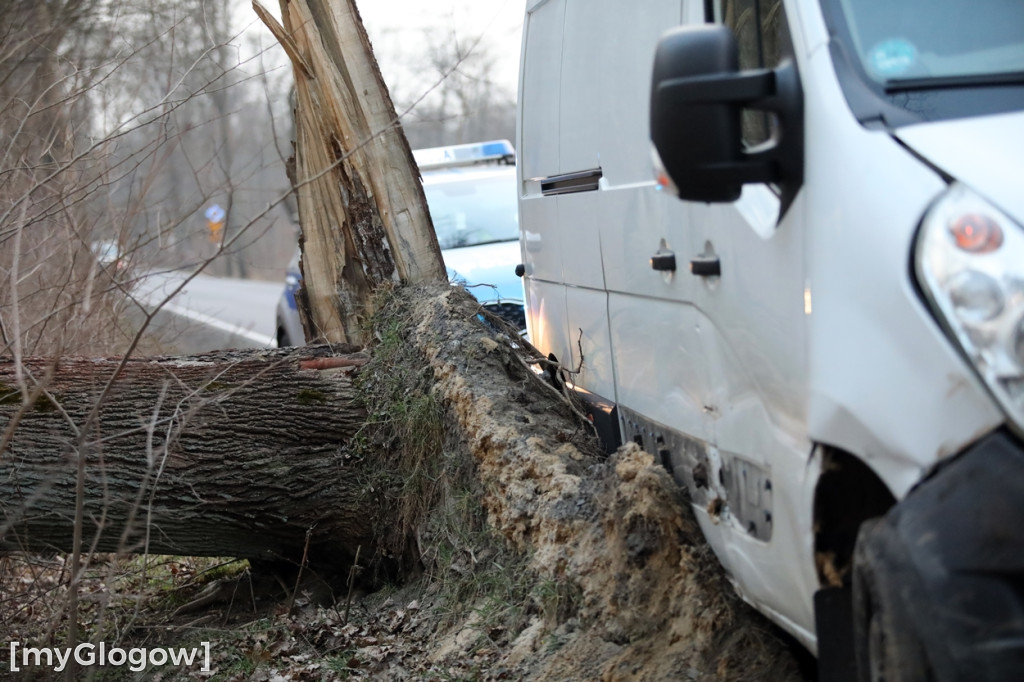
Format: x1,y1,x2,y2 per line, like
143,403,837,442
364,283,808,681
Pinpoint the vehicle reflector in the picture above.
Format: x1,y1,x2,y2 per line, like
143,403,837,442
949,213,1003,253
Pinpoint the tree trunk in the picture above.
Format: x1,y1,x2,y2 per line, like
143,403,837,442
1,0,456,573
255,0,446,346
0,345,376,564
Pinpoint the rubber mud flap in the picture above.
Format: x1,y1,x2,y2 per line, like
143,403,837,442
815,586,856,682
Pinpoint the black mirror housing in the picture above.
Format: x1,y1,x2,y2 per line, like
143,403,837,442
650,24,804,211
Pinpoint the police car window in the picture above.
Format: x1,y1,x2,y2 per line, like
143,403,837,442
423,173,519,250
714,0,788,148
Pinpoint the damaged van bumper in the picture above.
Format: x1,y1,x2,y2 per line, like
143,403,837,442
875,429,1024,681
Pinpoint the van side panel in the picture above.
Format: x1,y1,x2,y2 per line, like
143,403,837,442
522,0,687,390
565,287,616,401
519,0,566,359
524,278,571,372
608,294,712,442
519,0,565,183
593,2,685,188
555,189,615,399
555,182,606,292
519,184,564,286
559,1,604,175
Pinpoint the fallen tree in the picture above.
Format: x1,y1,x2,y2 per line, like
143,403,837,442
0,284,582,573
2,0,443,574
0,344,372,562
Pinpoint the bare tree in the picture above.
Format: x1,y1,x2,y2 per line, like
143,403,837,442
371,25,517,149
0,2,304,672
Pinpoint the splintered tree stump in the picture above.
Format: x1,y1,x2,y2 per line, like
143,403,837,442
0,345,373,564
255,0,446,346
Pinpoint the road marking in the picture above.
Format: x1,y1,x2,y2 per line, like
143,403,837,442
158,301,276,347
134,272,279,348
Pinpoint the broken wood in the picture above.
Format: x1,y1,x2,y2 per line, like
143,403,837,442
0,345,375,564
255,0,446,346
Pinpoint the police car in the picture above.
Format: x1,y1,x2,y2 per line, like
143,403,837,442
276,140,523,346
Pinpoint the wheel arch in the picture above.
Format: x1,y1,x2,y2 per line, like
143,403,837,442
813,446,897,589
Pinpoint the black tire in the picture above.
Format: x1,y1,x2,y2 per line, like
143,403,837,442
852,519,934,682
277,327,292,348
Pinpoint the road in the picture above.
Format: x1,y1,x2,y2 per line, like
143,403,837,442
134,270,283,353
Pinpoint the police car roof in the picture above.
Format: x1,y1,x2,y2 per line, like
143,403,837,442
413,140,515,171
421,164,515,186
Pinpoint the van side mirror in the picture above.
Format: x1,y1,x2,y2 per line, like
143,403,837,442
650,24,803,211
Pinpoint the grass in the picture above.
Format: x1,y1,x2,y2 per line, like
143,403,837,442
325,649,359,678
348,287,546,649
355,291,450,560
109,556,248,601
533,576,583,625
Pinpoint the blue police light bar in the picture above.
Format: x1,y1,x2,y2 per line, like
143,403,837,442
413,139,515,170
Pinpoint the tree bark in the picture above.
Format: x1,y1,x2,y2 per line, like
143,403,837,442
0,345,375,564
2,0,455,571
255,0,446,346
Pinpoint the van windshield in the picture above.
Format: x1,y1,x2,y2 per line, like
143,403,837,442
424,172,519,250
834,0,1024,90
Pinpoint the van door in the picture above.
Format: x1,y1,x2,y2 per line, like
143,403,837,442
583,0,714,440
520,0,687,403
680,0,815,633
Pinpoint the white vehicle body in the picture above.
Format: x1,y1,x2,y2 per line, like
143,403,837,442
516,0,1024,674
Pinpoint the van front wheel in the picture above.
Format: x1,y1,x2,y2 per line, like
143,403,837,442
852,519,934,682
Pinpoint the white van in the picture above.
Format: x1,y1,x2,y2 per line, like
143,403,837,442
516,1,1024,679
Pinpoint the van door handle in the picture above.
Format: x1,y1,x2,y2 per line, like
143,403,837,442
690,257,721,277
650,252,676,271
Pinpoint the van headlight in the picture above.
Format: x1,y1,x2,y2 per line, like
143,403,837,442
916,183,1024,429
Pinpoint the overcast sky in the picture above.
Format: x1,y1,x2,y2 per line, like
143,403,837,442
359,0,525,99
248,1,525,101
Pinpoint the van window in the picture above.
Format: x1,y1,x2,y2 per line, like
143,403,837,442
713,0,787,147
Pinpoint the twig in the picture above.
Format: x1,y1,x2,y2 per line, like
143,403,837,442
176,614,218,630
248,567,258,615
510,351,596,436
575,327,585,374
223,571,243,625
171,580,230,618
287,526,314,614
344,545,362,624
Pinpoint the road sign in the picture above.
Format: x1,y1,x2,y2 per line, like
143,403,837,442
205,204,226,223
206,204,225,242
